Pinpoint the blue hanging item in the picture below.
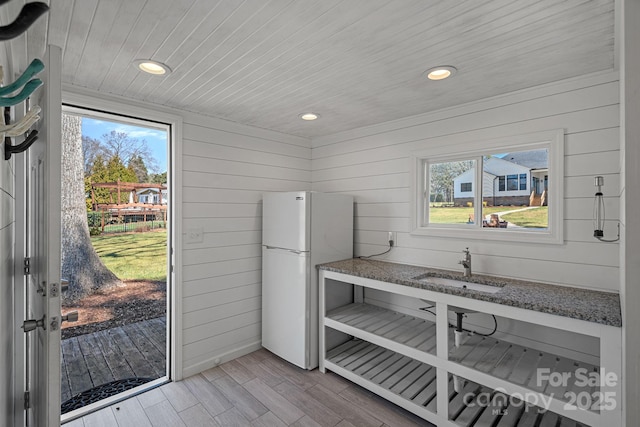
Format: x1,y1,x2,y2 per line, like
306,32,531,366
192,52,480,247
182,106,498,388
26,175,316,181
0,58,44,96
0,2,49,41
0,78,42,107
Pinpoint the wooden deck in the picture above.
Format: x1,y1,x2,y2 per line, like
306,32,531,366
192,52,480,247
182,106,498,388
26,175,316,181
61,317,166,404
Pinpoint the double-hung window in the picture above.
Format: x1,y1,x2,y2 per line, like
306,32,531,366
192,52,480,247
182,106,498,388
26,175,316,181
411,129,564,244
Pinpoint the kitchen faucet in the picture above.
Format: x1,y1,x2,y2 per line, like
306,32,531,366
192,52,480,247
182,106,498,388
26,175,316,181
459,247,471,277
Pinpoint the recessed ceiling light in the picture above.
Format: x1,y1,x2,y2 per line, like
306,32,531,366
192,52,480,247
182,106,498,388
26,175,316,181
425,66,457,80
134,59,171,75
299,113,320,121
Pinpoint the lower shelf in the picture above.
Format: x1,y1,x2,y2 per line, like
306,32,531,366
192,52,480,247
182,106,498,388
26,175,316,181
327,302,600,413
325,338,591,427
450,333,600,406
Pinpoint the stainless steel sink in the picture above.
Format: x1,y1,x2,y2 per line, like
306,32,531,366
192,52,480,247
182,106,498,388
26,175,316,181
414,273,504,313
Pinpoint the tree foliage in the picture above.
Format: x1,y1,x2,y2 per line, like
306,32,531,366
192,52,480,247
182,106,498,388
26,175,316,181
83,129,158,180
129,155,149,183
430,160,474,203
98,130,158,172
149,171,167,184
87,155,138,205
81,135,105,177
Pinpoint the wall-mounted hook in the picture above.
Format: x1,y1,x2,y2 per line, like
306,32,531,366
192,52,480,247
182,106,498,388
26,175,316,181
5,113,40,137
0,78,41,107
0,3,49,41
0,58,43,96
1,105,40,135
4,129,38,160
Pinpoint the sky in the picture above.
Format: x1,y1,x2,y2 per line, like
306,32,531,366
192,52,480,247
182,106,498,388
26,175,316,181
81,117,168,173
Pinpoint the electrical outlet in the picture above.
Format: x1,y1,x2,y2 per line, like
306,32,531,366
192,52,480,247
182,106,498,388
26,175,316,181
388,231,397,247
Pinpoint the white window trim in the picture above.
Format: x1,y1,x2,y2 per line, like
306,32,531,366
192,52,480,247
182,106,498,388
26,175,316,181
410,129,564,245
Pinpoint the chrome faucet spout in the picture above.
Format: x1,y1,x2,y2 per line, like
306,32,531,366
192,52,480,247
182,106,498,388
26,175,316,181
459,247,471,277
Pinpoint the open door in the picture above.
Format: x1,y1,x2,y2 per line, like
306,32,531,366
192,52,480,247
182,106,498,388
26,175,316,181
21,45,63,427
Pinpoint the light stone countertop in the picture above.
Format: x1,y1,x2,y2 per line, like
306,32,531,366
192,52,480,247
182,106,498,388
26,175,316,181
318,258,622,327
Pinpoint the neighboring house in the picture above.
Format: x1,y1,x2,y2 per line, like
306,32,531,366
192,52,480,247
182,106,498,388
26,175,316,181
453,149,548,206
129,187,168,205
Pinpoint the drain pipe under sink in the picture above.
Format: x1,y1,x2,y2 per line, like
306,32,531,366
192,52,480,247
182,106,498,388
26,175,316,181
453,311,465,393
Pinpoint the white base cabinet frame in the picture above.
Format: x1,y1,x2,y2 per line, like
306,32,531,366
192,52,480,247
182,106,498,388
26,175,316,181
319,270,622,427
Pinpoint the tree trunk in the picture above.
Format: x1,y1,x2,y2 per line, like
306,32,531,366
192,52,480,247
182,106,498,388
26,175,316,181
61,114,121,303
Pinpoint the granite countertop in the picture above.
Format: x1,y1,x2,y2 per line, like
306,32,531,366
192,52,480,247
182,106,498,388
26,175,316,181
318,258,622,327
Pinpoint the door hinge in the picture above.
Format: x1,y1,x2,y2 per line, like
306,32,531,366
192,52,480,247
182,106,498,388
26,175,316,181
24,391,30,409
23,257,30,275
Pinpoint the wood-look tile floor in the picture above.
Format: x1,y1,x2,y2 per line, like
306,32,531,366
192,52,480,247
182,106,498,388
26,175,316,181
64,348,433,427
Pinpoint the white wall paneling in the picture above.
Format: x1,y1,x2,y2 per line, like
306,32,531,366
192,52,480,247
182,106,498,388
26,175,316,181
312,71,620,292
180,106,310,373
184,270,261,299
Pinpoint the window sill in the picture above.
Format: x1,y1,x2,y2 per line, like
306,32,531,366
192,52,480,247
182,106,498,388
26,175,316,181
410,224,563,245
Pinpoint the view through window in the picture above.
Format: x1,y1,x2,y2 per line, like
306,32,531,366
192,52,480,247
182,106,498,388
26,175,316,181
426,148,549,230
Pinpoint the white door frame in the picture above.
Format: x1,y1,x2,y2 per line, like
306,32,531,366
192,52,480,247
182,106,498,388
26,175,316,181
60,88,184,385
17,45,64,427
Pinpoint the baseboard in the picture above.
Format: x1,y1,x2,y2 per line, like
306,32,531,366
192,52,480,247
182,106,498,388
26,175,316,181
182,340,262,378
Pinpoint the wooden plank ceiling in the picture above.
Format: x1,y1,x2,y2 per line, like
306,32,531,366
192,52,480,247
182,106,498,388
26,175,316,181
44,0,614,138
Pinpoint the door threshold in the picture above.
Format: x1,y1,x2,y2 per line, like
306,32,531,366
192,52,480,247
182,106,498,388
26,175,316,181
60,376,168,424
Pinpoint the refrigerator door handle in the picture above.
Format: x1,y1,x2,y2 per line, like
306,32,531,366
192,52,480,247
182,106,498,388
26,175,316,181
265,245,304,255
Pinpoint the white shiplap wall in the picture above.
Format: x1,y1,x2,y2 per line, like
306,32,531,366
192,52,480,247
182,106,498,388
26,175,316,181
180,113,311,375
312,71,620,292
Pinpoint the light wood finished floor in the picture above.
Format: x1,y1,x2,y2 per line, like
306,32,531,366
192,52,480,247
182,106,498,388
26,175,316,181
63,348,433,427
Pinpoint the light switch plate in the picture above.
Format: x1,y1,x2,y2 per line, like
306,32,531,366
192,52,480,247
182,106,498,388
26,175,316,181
185,227,204,244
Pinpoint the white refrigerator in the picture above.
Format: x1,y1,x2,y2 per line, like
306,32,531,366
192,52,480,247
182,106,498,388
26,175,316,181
262,191,353,369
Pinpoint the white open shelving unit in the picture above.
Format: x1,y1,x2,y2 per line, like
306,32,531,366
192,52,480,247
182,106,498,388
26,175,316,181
319,270,622,427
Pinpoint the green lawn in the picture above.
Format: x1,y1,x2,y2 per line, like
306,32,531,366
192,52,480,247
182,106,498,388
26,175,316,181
91,230,167,281
429,206,508,224
501,206,548,228
429,206,548,228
